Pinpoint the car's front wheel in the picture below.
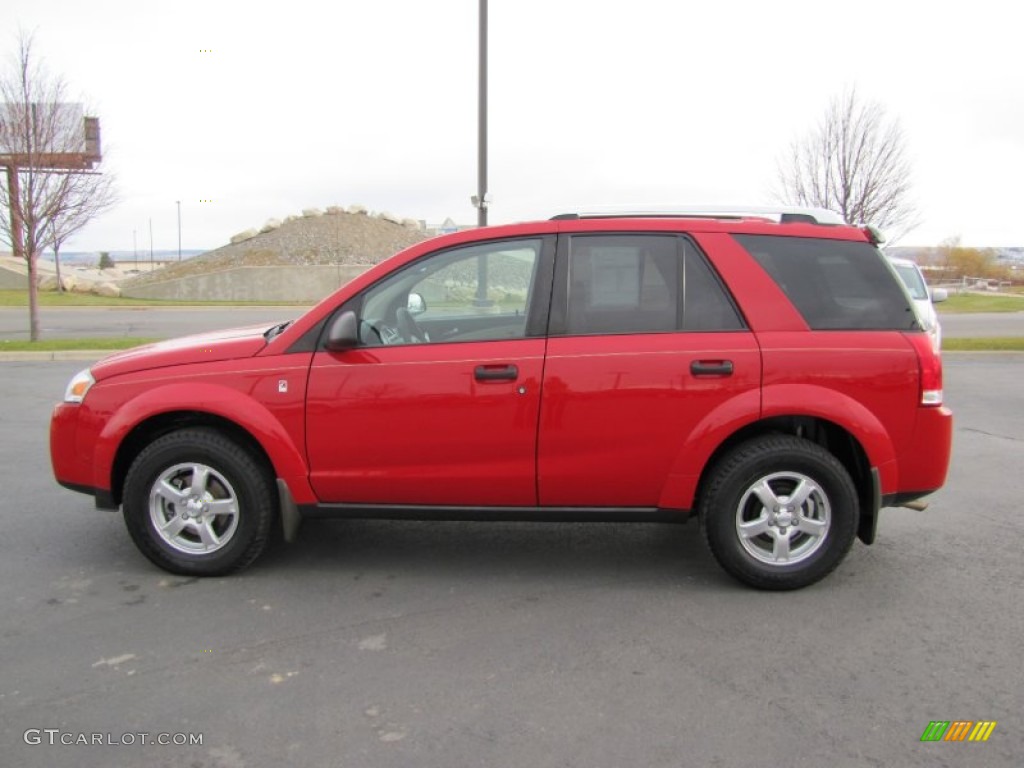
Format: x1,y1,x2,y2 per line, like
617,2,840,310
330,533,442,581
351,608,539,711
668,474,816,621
122,428,275,576
699,435,858,590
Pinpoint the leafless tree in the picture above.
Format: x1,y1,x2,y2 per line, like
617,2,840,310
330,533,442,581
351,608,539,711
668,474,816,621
48,171,118,291
0,31,116,339
775,88,918,242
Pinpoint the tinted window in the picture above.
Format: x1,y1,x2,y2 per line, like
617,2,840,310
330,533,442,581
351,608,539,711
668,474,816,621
735,235,918,331
565,235,743,335
683,245,745,331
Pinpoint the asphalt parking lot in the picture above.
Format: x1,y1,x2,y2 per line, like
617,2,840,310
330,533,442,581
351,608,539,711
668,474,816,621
1,355,1021,768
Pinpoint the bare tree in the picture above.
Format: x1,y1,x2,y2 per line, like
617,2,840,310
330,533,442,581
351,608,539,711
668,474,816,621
0,31,115,339
48,170,118,291
776,88,918,241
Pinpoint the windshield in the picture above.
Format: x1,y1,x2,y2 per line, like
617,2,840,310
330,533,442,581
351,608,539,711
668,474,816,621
893,264,928,300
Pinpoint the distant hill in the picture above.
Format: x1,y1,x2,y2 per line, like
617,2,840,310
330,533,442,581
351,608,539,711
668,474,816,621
124,208,430,289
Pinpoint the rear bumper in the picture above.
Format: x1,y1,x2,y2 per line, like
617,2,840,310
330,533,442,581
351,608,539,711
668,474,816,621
897,405,953,494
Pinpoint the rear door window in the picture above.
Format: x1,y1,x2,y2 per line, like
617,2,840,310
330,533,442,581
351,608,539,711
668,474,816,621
561,234,744,335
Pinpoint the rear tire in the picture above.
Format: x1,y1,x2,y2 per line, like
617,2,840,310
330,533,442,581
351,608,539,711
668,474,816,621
699,435,858,590
122,428,275,576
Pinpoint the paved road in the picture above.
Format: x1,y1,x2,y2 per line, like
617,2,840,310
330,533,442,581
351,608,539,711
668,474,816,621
937,310,1024,337
0,355,1021,767
0,307,301,341
2,306,1024,341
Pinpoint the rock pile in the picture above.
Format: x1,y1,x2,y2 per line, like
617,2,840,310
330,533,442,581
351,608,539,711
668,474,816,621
127,205,430,289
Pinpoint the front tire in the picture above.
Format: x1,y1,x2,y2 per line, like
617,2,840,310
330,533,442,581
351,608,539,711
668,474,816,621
122,428,275,576
699,435,858,590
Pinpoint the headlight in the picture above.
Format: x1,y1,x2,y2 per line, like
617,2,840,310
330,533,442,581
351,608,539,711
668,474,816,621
64,368,95,404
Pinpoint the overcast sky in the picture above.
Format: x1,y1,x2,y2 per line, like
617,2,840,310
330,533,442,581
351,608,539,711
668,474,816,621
5,0,1022,252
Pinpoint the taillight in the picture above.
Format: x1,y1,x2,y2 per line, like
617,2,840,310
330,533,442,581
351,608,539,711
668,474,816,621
905,333,943,406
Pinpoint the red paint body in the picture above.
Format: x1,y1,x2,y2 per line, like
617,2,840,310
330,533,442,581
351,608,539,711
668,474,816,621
50,216,952,522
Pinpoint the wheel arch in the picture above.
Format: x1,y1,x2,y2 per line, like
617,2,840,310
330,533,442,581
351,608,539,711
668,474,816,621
692,415,875,542
110,411,276,508
94,382,314,507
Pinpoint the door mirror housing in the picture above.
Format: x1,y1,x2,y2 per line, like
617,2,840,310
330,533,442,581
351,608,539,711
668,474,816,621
930,287,948,303
324,310,359,352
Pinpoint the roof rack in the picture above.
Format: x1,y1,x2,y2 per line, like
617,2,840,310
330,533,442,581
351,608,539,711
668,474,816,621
551,206,846,226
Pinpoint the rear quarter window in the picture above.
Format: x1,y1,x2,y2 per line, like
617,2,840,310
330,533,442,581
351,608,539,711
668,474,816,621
734,235,918,331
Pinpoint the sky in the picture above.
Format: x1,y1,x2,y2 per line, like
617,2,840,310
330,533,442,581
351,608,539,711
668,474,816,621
3,0,1022,253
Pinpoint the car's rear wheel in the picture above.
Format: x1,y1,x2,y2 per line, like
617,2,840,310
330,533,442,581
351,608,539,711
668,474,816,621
123,428,275,576
699,435,858,590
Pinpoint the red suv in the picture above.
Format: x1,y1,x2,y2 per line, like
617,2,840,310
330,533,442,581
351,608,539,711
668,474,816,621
50,209,952,589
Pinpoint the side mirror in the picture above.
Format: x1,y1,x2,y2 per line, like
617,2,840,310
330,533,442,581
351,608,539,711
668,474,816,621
407,292,427,316
324,310,359,352
930,287,948,304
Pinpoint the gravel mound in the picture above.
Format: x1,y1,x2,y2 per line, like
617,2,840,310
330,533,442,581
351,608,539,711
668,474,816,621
126,209,431,288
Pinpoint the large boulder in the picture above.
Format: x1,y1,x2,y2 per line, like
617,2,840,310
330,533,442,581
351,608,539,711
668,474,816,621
347,204,368,215
401,218,422,230
259,218,282,233
377,211,401,225
37,274,59,291
325,205,345,215
302,207,324,218
230,228,259,244
71,278,95,294
94,282,121,298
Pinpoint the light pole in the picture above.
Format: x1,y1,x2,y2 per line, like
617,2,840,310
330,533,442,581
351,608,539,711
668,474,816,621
475,0,488,227
472,0,492,307
149,218,154,271
176,200,182,261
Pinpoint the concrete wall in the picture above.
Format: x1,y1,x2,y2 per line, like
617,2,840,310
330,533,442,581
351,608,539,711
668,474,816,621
0,263,28,290
121,265,373,302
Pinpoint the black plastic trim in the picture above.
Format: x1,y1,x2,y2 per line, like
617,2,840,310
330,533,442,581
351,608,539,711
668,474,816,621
857,467,881,545
548,234,570,335
58,480,118,510
287,316,330,354
277,479,302,543
57,479,95,497
524,235,557,338
95,489,117,510
298,503,690,523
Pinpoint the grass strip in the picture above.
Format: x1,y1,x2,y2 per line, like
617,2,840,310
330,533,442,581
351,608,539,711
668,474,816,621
943,337,1024,351
0,290,308,308
0,338,158,351
938,294,1024,313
